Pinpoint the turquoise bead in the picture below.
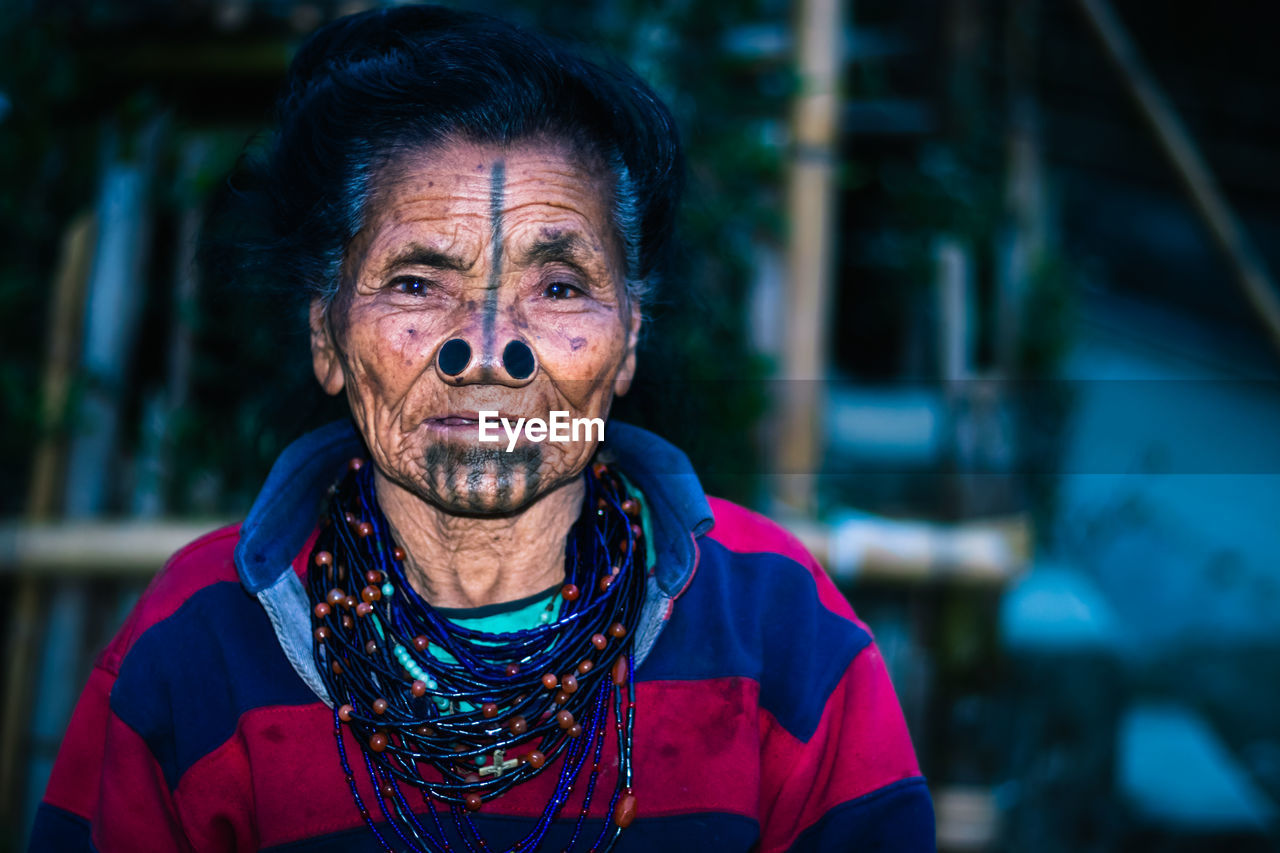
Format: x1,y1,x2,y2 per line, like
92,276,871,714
382,582,394,597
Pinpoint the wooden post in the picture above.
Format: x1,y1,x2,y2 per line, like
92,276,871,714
1077,0,1280,355
777,0,844,512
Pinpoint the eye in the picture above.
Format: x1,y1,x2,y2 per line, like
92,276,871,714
544,281,583,300
390,276,435,296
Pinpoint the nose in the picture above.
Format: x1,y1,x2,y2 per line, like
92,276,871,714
434,336,538,386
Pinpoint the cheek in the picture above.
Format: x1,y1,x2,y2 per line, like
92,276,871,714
538,315,628,407
341,308,443,395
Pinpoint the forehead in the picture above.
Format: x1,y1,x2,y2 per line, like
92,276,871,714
355,138,616,268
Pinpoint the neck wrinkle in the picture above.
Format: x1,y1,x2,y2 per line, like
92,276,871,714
374,470,583,610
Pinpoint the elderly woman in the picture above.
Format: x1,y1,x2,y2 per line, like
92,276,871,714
32,6,932,852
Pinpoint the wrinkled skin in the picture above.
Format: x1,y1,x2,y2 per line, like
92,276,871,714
310,137,640,607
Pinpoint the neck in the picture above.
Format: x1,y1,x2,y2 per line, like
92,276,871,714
374,471,584,609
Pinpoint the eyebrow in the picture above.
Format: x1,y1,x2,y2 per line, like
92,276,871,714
381,244,473,274
520,233,599,270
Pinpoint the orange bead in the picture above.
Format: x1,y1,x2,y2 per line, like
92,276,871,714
314,551,333,567
369,733,387,752
412,635,429,651
327,588,346,606
556,710,574,730
560,674,578,694
464,792,483,812
555,690,569,705
508,715,528,735
392,546,406,561
541,673,559,690
561,584,580,602
481,702,498,718
613,791,637,827
611,655,629,686
380,782,395,797
372,698,388,715
598,574,615,593
591,633,608,650
356,522,373,538
577,660,594,675
523,750,546,769
344,596,357,610
621,498,639,518
332,660,343,674
342,615,355,630
338,704,353,721
411,680,427,697
365,570,383,585
505,663,520,677
356,602,373,617
313,602,331,618
567,723,583,738
348,457,364,471
361,585,381,603
608,623,626,639
314,627,331,642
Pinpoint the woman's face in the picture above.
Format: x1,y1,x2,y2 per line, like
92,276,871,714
310,138,640,515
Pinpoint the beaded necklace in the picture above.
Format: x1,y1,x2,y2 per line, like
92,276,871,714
308,459,644,852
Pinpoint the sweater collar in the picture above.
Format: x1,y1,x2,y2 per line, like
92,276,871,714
234,419,712,598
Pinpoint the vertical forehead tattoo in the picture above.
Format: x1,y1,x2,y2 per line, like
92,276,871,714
482,160,506,354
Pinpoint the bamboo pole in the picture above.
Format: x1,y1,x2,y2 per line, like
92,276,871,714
777,0,844,511
1077,0,1280,355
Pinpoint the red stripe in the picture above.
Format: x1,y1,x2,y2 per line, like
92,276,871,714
92,714,189,852
705,497,867,630
183,679,765,848
43,666,114,820
757,643,921,853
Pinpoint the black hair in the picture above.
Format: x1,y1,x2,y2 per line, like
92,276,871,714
209,4,683,307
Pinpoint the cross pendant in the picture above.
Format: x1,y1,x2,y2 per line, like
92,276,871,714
478,749,520,778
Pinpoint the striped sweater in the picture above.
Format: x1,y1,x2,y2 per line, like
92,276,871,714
32,421,934,851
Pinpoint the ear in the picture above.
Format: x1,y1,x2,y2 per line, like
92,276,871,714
613,298,642,397
309,297,346,396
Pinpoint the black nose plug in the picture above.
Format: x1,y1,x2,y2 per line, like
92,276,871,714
437,338,471,376
503,340,536,380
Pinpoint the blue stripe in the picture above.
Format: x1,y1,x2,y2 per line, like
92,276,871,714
262,811,759,852
786,777,935,852
110,581,318,789
29,803,94,852
639,538,871,741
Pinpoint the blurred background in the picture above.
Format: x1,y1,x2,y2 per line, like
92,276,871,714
2,0,1279,849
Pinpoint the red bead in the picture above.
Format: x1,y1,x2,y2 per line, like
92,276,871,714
344,596,357,610
613,792,637,828
555,690,569,705
592,462,608,478
314,551,333,567
356,522,373,538
464,792,483,812
314,627,331,642
338,704,353,722
332,660,343,674
541,673,559,690
556,710,574,730
591,633,608,650
523,750,546,769
609,623,626,639
361,585,381,603
313,602,331,618
413,635,429,652
577,660,594,674
392,546,406,561
598,574,615,593
380,782,395,797
505,663,520,677
411,680,427,697
365,570,383,585
372,698,388,715
481,702,498,718
630,523,643,539
611,655,629,686
561,584,580,602
621,498,639,518
508,715,528,735
560,674,578,694
356,601,373,617
327,588,346,607
349,457,364,471
365,639,378,654
342,615,355,629
567,724,583,738
369,733,387,752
